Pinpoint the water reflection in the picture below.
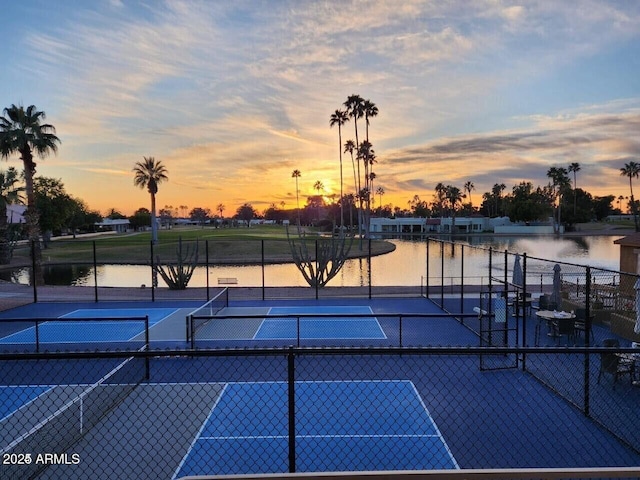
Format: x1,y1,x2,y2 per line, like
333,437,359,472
0,235,624,287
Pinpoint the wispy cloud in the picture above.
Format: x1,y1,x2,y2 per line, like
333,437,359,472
2,1,639,213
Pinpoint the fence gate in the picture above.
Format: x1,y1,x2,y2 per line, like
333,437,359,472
479,291,519,371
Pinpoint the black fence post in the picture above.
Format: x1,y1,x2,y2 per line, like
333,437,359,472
425,239,430,299
368,238,372,299
287,348,296,473
150,241,155,302
262,239,265,301
399,314,403,348
460,244,465,321
93,241,98,302
206,240,210,301
440,240,444,307
584,266,591,416
315,240,319,300
31,241,37,303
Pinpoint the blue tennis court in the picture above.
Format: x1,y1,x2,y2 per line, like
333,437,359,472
254,306,386,340
0,385,52,420
0,308,177,344
173,380,457,477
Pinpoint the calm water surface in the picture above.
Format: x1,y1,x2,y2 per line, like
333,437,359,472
4,235,624,287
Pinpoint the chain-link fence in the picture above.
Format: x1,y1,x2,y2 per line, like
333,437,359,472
425,237,640,347
1,347,639,479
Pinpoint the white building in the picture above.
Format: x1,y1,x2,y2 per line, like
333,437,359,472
95,219,130,233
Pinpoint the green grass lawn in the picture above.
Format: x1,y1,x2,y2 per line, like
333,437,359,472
9,225,395,266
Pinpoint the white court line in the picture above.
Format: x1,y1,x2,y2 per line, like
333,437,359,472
171,383,229,480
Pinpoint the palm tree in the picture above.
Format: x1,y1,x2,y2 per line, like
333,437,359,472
0,167,24,264
291,169,301,226
363,99,378,143
313,180,324,195
446,185,464,233
343,95,365,148
0,104,60,285
376,186,385,211
568,162,581,215
547,167,570,233
133,156,168,244
617,195,625,213
344,95,365,234
491,183,506,217
620,161,640,231
464,181,475,207
330,109,349,226
344,140,357,197
369,172,377,208
433,182,447,216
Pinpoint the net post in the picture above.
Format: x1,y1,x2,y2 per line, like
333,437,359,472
35,319,40,353
399,314,403,348
190,315,195,350
145,315,150,380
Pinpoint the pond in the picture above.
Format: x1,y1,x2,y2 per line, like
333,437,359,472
0,235,624,288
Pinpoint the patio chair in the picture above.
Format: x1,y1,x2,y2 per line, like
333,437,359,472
597,339,635,388
573,308,595,343
554,317,575,345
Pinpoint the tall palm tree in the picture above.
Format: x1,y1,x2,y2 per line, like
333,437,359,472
620,161,640,231
0,167,24,264
363,99,378,143
330,109,349,227
568,162,581,215
291,169,301,226
133,156,168,244
0,104,60,285
464,181,475,207
547,167,570,233
344,95,365,236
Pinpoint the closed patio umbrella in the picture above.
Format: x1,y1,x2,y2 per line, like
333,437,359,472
512,254,523,288
550,264,562,309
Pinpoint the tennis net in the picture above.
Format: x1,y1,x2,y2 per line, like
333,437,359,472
187,287,229,344
0,354,146,479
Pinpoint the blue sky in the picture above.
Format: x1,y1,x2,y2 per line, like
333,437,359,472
1,0,639,215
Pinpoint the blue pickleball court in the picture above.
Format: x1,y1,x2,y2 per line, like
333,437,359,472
173,380,458,477
254,306,386,340
0,385,53,420
0,308,177,344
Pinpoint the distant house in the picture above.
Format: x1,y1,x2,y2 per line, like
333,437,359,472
95,218,130,233
6,204,26,224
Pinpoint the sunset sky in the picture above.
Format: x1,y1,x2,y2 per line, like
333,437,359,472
2,1,640,216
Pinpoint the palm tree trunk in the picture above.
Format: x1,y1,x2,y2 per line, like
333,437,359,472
151,192,158,243
22,154,44,285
